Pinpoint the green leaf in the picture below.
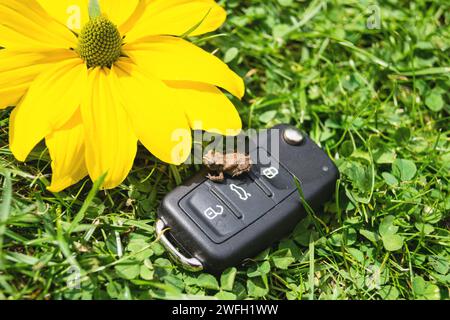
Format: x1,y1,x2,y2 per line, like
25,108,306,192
272,24,290,38
247,261,271,277
428,256,449,275
347,248,365,263
382,234,403,251
140,265,154,280
421,284,441,300
329,228,357,247
115,260,140,280
412,276,426,295
392,159,417,181
150,242,165,256
425,90,444,112
379,285,400,300
254,248,271,261
106,282,122,299
271,249,295,269
258,110,277,123
127,240,153,261
197,273,219,291
413,276,441,300
220,267,237,291
394,127,411,144
231,281,247,300
247,278,268,298
414,222,434,235
373,146,396,164
224,47,239,63
278,0,294,7
339,141,354,157
214,291,237,300
342,161,372,193
382,172,398,186
379,215,399,237
164,275,185,293
278,239,302,260
360,229,379,243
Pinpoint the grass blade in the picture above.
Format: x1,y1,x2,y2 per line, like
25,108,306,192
67,172,107,234
309,234,315,300
0,171,12,268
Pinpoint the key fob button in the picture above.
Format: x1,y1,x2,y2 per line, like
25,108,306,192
254,164,295,190
283,126,305,146
250,160,297,203
207,177,275,226
179,184,245,244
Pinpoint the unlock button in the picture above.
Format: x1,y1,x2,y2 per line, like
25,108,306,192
179,184,245,244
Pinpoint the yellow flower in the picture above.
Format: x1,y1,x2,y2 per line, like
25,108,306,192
0,0,244,191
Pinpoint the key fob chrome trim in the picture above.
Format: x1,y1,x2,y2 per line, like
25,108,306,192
155,219,204,272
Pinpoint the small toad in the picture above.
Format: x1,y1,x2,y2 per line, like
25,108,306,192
203,150,252,182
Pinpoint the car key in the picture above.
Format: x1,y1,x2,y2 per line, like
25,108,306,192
156,124,339,274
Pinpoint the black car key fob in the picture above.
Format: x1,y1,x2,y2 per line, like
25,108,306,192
156,124,339,274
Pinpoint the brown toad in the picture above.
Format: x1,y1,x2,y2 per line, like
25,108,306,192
203,150,252,182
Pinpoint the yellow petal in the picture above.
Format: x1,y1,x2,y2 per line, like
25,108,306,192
9,58,87,162
38,0,139,31
0,49,78,109
125,0,226,41
100,0,140,31
46,111,88,192
81,68,137,190
0,0,76,49
124,36,245,99
118,0,148,35
112,60,192,165
165,81,242,136
37,0,88,31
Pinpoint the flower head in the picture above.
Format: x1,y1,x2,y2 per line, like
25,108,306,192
77,15,122,68
0,0,244,191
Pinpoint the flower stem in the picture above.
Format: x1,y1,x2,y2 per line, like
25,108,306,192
89,0,101,19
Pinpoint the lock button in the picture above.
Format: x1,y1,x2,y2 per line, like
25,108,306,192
179,184,245,244
250,153,298,203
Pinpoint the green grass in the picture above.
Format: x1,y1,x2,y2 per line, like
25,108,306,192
0,0,449,300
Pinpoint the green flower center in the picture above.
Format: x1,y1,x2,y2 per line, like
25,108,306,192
77,16,122,68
